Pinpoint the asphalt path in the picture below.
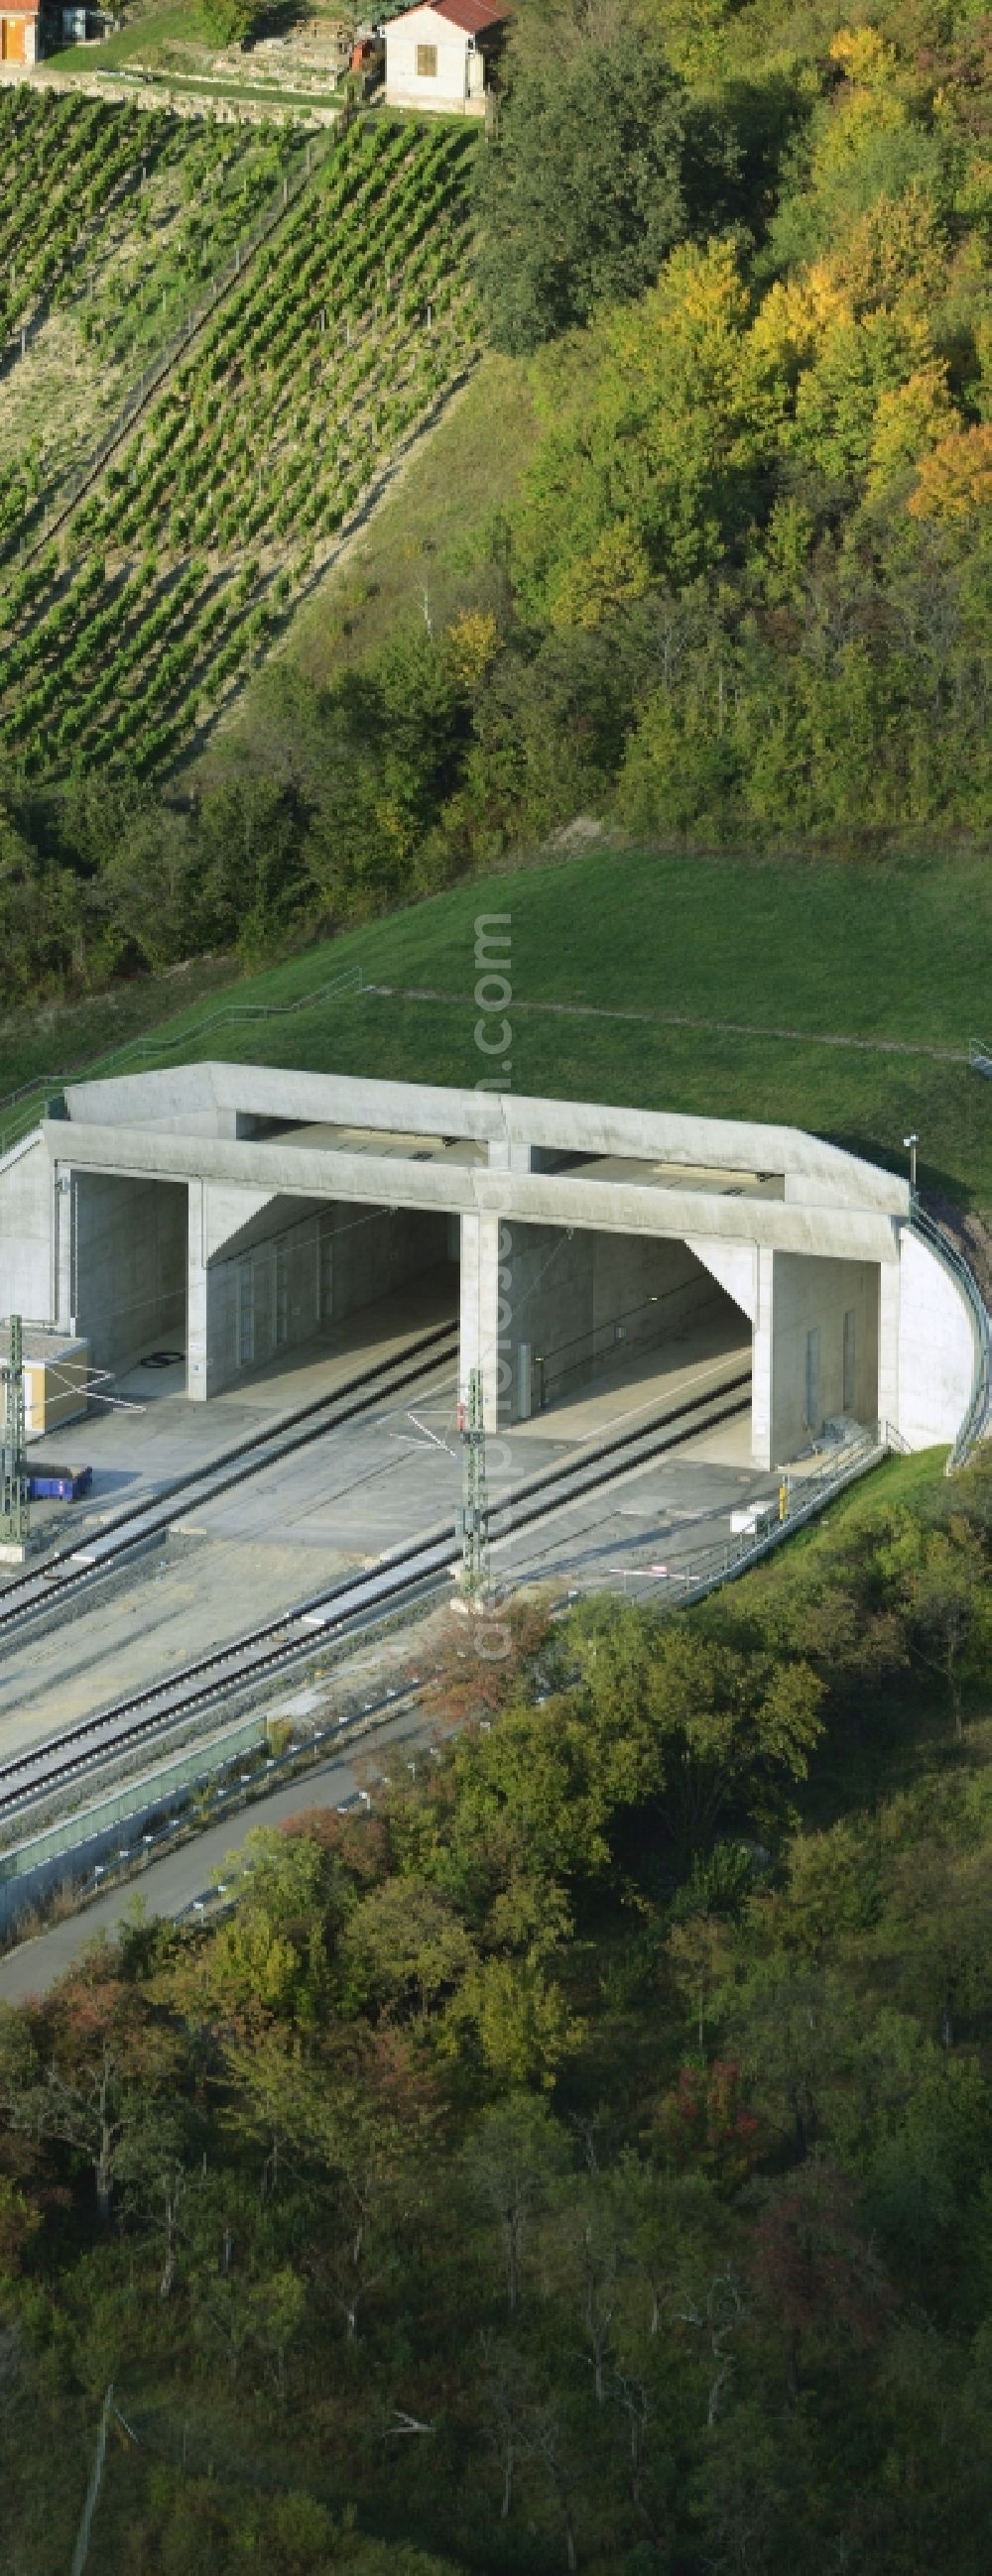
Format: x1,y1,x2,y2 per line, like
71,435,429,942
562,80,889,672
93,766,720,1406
0,1702,427,2005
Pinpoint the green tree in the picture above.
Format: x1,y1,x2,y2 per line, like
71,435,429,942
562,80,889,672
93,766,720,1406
476,37,687,352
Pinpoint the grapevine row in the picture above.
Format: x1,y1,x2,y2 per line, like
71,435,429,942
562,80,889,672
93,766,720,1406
0,117,479,784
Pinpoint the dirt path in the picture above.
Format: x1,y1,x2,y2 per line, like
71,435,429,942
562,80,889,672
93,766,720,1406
367,981,971,1065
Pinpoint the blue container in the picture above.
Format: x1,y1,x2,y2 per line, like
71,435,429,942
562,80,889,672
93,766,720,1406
27,1464,93,1502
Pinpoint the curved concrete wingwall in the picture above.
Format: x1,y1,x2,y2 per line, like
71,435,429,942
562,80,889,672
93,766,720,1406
0,1128,50,1322
898,1226,981,1450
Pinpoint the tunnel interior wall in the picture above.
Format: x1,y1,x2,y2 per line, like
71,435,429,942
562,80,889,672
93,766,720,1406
767,1252,880,1461
327,1202,452,1328
70,1174,186,1376
503,1224,737,1420
198,1193,453,1396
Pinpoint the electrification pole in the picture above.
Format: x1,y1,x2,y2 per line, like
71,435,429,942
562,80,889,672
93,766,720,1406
0,1315,28,1552
456,1365,489,1606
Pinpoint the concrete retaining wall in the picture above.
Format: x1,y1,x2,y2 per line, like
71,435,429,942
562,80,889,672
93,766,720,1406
0,1131,51,1320
898,1229,978,1449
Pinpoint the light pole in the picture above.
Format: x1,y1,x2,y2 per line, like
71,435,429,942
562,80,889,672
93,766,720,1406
903,1132,920,1195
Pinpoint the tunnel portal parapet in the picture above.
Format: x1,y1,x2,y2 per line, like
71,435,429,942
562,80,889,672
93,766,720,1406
0,1066,978,1463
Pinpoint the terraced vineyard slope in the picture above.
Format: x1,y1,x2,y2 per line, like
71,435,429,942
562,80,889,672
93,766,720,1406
0,116,478,782
0,91,304,533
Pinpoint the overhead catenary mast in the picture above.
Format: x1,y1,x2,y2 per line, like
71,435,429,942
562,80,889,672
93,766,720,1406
455,1364,490,1606
0,1315,28,1553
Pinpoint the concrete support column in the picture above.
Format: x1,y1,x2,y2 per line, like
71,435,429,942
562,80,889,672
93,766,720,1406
488,1139,532,1175
757,1249,882,1466
878,1260,900,1436
186,1180,209,1401
752,1248,774,1469
53,1166,75,1336
459,1212,503,1429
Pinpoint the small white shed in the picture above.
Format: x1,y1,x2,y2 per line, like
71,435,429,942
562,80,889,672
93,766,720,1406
385,0,510,117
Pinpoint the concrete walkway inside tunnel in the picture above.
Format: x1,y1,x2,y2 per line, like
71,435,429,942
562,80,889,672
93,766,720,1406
507,1309,751,1447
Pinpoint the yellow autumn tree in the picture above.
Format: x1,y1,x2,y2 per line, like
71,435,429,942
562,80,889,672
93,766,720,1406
752,263,851,385
830,183,949,314
444,609,499,689
547,522,652,634
829,26,901,90
866,362,956,497
908,422,992,519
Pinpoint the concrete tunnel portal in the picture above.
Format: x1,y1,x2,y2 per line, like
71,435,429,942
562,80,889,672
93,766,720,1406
4,1065,974,1464
462,1213,886,1465
66,1172,188,1383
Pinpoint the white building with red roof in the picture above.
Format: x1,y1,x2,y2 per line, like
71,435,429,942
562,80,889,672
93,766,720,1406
384,0,511,116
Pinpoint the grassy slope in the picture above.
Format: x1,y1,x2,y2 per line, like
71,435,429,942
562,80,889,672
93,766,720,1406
54,1,293,73
52,2,224,71
3,843,989,1210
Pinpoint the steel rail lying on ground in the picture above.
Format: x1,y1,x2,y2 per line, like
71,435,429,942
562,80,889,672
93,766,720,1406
0,1372,752,1818
0,1321,459,1637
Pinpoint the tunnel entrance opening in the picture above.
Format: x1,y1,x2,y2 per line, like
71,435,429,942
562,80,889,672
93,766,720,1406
194,1193,458,1402
69,1173,188,1394
497,1224,752,1441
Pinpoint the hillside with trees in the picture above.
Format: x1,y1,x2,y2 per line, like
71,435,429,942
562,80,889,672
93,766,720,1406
0,1451,990,2569
1,0,990,1009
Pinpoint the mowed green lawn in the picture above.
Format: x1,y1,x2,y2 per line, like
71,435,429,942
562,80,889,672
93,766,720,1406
3,845,988,1210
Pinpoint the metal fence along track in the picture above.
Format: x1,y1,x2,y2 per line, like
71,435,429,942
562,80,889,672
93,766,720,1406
0,1369,753,1821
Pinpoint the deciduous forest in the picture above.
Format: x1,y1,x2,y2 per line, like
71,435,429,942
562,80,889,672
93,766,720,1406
0,1456,990,2571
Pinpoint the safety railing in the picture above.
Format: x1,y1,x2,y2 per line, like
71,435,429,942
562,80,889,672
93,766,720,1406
606,1420,895,1608
0,965,366,1158
0,1709,265,1882
969,1038,992,1079
909,1206,991,1472
0,1663,413,1934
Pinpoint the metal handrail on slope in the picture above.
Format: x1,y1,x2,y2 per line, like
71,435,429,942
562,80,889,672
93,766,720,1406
911,1203,991,1473
0,965,366,1156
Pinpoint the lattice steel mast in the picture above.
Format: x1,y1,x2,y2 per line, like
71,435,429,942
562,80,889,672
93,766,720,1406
456,1365,490,1604
0,1315,28,1550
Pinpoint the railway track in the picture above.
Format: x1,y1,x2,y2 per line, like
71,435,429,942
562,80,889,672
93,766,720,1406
0,1366,751,1821
0,1320,460,1639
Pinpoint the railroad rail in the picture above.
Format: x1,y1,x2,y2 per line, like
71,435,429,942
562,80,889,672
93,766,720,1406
0,1319,459,1638
0,1367,751,1820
